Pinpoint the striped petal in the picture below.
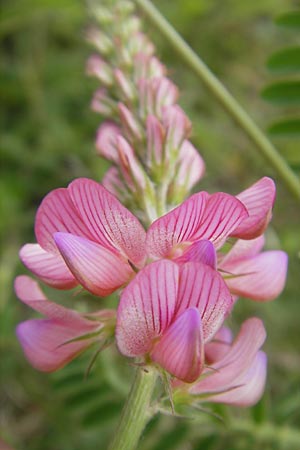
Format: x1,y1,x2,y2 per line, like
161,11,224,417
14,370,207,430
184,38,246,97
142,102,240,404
223,250,288,301
146,192,209,258
151,308,204,382
116,260,179,357
68,178,146,267
176,262,233,342
232,177,276,240
19,244,77,289
54,232,133,297
35,188,92,253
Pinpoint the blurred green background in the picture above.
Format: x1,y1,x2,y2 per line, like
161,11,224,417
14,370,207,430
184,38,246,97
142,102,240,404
1,0,300,449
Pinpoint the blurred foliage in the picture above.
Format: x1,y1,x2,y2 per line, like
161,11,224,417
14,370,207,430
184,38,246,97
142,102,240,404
1,0,300,449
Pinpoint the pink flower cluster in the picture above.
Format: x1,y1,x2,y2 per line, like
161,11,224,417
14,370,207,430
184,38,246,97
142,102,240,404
15,2,288,409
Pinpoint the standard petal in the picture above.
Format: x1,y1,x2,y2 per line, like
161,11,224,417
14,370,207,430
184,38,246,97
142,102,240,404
68,178,146,267
35,187,92,253
54,232,133,297
192,193,248,247
151,307,204,382
223,250,288,301
16,319,98,372
146,192,209,259
189,318,266,395
176,262,233,342
19,244,77,289
116,260,179,357
232,177,276,240
175,240,217,269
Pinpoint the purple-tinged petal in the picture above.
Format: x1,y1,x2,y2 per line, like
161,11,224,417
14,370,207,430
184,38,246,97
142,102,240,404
175,240,217,269
205,327,233,364
192,193,248,247
151,308,204,382
146,192,209,259
16,319,98,372
205,352,267,406
68,178,146,267
189,318,266,395
176,262,233,342
35,188,92,254
223,250,288,301
232,177,276,240
54,233,133,297
19,244,77,289
116,260,179,357
220,236,265,267
95,121,121,163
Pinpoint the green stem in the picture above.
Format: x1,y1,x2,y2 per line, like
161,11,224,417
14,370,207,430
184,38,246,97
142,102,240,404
108,367,158,450
135,0,300,201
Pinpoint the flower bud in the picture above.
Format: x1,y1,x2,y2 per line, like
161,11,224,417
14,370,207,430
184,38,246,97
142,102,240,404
86,55,113,86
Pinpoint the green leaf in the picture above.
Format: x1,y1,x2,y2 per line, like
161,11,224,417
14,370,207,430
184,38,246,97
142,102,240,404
261,81,300,105
268,119,300,137
267,47,300,74
276,11,300,29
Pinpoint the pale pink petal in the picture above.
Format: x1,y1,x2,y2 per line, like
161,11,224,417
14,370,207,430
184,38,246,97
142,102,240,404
176,262,233,342
205,327,233,364
192,193,248,247
205,352,267,406
189,318,266,395
220,236,265,267
16,319,98,372
232,177,276,240
68,178,146,267
146,192,209,259
116,260,179,357
175,240,217,269
118,103,143,141
223,250,288,301
162,105,192,156
146,115,165,166
117,136,147,189
19,244,77,289
95,121,121,163
176,140,205,190
151,308,204,382
35,187,92,253
54,233,133,297
15,275,93,325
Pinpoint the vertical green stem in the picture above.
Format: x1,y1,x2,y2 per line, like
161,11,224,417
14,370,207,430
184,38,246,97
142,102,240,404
134,0,300,200
108,367,158,450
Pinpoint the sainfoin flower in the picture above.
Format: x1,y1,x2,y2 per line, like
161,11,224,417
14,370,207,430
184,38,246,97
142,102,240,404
174,318,267,406
15,276,115,371
116,259,233,382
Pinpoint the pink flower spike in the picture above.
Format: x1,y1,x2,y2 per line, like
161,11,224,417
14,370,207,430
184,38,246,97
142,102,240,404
19,244,77,289
116,260,179,357
175,240,217,269
54,233,134,297
231,177,276,240
176,262,233,342
222,249,288,301
151,307,204,382
68,178,146,267
15,276,109,372
95,121,121,163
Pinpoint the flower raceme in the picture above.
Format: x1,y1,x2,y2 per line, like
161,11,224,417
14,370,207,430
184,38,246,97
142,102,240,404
19,177,287,302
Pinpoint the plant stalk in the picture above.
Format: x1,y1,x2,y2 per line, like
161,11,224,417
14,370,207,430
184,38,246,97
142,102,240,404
108,367,158,450
135,0,300,200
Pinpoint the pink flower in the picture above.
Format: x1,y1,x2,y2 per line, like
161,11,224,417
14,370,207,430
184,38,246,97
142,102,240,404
20,178,146,296
116,259,233,383
15,276,115,372
181,318,267,407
